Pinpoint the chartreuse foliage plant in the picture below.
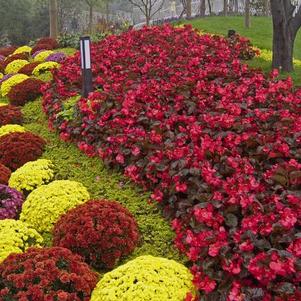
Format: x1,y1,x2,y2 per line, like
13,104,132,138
0,219,43,263
0,74,29,96
91,255,195,301
22,99,182,261
0,124,26,137
20,180,90,235
9,159,55,194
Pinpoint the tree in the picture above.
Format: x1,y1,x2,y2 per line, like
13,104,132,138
128,0,166,25
270,0,301,72
84,0,102,33
200,0,206,17
186,0,192,18
223,0,228,16
49,0,58,38
207,0,212,15
245,0,250,28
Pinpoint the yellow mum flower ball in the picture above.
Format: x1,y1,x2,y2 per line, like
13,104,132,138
32,62,59,76
5,59,29,74
0,73,3,79
13,46,32,55
0,74,29,96
33,50,54,62
9,159,55,194
0,124,26,137
91,255,196,301
20,180,90,235
0,219,43,263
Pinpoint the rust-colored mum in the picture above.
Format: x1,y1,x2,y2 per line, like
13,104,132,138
0,105,23,126
53,199,140,269
18,62,40,76
0,132,46,171
0,46,17,57
7,78,44,106
0,247,98,301
3,53,29,68
0,164,11,185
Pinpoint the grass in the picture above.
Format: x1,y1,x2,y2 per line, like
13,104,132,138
182,16,301,86
21,98,184,267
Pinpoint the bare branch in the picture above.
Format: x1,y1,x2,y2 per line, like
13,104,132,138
150,0,166,18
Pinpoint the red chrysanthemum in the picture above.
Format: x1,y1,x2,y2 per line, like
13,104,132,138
18,62,40,76
0,46,17,57
0,132,46,170
7,78,44,106
0,247,98,301
0,163,11,185
53,200,140,269
0,104,23,125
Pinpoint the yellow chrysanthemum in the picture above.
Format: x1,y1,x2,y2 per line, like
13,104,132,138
33,50,55,62
13,46,32,55
0,124,26,137
32,62,59,76
0,74,29,96
0,219,43,263
0,73,3,79
91,255,196,301
20,180,90,235
4,59,29,74
9,159,55,193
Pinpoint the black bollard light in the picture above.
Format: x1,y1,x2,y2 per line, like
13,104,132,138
80,36,93,98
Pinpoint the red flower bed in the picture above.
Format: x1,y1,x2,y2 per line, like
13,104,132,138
18,62,40,75
53,199,140,269
0,163,11,185
0,132,46,170
0,247,98,301
42,25,301,300
7,78,44,106
0,104,23,125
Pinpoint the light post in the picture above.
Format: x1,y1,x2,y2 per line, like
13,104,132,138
80,36,93,98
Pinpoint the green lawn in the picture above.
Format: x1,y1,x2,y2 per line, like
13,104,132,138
181,16,301,86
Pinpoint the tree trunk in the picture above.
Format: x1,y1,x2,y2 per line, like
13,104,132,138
186,0,192,18
245,0,250,28
49,0,58,39
89,4,93,34
200,0,206,17
270,0,298,72
234,0,238,14
106,2,109,23
207,0,212,15
223,0,228,16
